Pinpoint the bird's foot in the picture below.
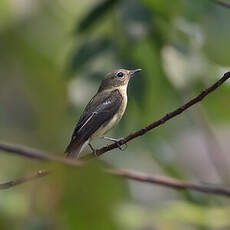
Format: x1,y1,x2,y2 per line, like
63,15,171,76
101,136,127,151
88,143,98,157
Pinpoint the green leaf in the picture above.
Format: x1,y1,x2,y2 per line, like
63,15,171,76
201,5,230,66
53,163,124,230
76,0,120,33
69,38,113,74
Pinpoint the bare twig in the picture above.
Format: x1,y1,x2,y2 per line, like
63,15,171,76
1,72,229,161
1,157,230,197
0,142,83,167
0,72,229,196
109,169,230,197
0,170,49,189
82,71,230,159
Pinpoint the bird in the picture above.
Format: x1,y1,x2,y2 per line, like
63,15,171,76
65,68,141,158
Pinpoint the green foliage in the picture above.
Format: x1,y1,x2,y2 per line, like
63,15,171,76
202,5,230,65
69,38,113,74
76,0,121,33
55,163,123,229
0,0,230,229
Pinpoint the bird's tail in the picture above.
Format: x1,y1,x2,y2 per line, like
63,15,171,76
65,139,89,159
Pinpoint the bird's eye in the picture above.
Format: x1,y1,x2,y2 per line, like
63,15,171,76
117,72,124,78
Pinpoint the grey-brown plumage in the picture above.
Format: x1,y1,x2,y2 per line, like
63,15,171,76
65,68,141,158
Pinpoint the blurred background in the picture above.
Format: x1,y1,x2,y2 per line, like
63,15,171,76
0,0,230,229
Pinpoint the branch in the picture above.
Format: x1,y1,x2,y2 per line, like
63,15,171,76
82,71,230,159
0,142,83,167
0,170,49,189
1,160,230,197
109,169,230,197
1,72,229,161
0,72,229,197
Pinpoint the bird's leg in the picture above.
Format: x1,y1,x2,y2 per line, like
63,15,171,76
88,143,98,156
101,136,127,151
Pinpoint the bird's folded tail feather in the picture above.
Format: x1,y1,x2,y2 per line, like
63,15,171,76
65,139,88,159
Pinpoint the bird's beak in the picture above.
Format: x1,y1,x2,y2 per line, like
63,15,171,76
129,68,142,76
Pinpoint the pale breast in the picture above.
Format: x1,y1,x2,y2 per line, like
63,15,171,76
116,85,127,120
90,86,127,140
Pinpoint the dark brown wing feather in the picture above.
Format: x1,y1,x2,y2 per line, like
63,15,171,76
65,89,122,157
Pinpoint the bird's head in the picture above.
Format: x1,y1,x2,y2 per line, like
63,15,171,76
98,68,141,92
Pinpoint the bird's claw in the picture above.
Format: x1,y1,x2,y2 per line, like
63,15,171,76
113,138,126,151
93,149,98,157
102,136,127,151
89,143,98,157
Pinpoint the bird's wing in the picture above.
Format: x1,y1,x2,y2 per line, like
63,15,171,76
65,89,122,155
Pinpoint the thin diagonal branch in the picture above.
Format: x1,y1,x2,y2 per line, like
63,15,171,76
1,72,229,161
0,142,83,167
109,169,230,197
1,159,230,197
0,170,49,189
0,72,229,196
82,71,230,159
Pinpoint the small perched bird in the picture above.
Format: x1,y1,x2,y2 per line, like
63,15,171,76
65,68,141,158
